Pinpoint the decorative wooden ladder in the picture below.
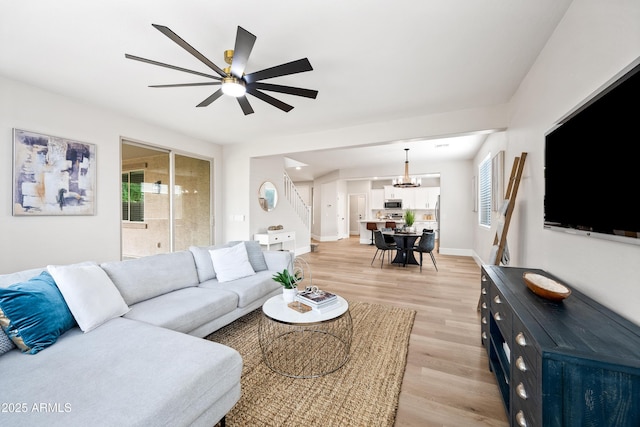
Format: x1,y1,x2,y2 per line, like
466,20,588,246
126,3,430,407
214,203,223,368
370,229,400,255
478,152,527,310
491,152,527,266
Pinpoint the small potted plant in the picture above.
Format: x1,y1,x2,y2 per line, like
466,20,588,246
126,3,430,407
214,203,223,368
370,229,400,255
272,268,301,303
404,209,416,232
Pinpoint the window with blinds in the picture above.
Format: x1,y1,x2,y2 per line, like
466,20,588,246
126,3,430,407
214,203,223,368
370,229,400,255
122,170,144,222
478,154,492,227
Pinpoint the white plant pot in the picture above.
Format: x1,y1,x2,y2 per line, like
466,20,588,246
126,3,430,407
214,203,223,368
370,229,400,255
282,288,297,303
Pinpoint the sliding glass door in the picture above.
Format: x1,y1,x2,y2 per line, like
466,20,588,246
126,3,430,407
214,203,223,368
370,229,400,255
121,141,212,258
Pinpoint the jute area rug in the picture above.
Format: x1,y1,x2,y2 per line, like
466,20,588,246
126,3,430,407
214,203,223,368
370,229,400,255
206,301,416,427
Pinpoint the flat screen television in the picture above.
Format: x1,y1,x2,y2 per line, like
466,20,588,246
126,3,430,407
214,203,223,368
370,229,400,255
544,58,640,246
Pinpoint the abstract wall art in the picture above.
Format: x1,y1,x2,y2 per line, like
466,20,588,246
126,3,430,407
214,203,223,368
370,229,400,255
13,129,96,216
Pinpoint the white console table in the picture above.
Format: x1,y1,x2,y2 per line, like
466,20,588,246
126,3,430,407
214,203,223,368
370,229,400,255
254,231,296,251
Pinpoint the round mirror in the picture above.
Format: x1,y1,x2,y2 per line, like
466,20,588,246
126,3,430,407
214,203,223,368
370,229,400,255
258,181,278,211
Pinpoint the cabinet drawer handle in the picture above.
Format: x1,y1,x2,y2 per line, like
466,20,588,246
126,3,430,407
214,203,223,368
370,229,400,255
481,316,487,325
493,312,502,321
493,295,502,304
515,356,528,372
516,383,528,400
516,410,528,427
516,332,527,347
481,302,487,309
481,287,487,295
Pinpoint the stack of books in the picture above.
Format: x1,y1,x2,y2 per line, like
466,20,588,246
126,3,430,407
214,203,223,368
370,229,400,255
296,290,339,313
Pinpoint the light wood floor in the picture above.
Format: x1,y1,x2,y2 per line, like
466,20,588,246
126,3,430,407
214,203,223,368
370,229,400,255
297,237,509,427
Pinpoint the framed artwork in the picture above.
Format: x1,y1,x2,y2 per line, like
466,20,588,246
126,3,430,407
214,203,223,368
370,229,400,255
13,129,96,216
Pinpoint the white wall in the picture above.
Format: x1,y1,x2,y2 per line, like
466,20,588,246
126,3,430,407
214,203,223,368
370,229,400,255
0,76,223,273
489,0,640,324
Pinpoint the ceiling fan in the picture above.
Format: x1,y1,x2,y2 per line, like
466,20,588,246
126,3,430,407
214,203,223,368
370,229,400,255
125,24,318,115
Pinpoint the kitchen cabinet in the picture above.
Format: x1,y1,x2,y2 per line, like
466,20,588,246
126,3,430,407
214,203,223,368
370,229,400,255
419,187,440,209
370,189,384,209
383,185,404,201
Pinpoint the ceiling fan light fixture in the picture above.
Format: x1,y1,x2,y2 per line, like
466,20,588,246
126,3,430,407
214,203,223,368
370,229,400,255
221,76,246,97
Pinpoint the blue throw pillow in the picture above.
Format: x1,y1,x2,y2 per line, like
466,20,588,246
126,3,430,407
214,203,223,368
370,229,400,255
0,271,76,354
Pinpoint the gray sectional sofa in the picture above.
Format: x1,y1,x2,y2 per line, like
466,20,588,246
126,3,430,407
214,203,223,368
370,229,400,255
0,241,293,427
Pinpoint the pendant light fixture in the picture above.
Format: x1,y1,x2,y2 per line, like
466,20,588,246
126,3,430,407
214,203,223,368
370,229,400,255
392,148,422,188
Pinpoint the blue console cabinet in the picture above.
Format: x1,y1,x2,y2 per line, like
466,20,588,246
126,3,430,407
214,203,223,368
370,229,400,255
480,266,640,427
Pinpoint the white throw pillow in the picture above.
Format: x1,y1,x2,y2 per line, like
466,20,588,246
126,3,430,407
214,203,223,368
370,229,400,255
209,242,256,283
47,263,130,333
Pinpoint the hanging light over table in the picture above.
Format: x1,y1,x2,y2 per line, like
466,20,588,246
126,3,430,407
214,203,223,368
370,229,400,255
392,148,421,187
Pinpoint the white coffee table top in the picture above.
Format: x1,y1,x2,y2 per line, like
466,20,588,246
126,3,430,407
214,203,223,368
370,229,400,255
262,294,349,324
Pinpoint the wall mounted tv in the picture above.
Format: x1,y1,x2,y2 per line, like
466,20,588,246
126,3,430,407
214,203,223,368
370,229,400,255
544,58,640,246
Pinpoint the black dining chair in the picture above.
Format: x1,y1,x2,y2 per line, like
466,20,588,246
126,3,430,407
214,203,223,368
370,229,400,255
413,231,438,272
371,230,395,268
381,227,397,246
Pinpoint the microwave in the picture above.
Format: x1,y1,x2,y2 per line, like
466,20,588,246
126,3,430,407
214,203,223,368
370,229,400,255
384,200,402,209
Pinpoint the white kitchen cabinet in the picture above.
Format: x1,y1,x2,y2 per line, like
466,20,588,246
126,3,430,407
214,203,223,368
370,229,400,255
370,189,384,209
424,187,440,209
383,185,403,200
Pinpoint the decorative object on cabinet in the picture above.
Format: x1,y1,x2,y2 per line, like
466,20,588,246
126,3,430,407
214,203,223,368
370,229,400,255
392,148,421,188
267,224,284,233
480,265,640,427
258,181,278,211
522,272,571,301
13,129,96,216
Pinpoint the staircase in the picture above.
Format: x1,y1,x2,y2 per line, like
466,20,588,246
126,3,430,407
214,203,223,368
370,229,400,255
283,172,311,230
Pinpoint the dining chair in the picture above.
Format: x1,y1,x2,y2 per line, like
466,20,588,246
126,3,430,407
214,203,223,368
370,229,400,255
381,227,397,246
371,230,395,268
413,231,438,272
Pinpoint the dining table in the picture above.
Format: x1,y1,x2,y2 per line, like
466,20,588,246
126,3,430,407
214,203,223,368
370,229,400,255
382,231,422,267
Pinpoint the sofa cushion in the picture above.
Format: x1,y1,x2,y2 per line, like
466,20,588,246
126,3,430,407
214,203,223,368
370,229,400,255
209,242,256,283
199,270,280,308
124,287,238,334
0,317,242,427
101,251,199,305
0,271,76,354
0,267,45,288
230,240,268,271
48,263,130,333
188,243,233,282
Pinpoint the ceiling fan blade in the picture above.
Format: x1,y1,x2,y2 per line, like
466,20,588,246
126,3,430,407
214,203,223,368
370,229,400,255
149,82,221,88
125,54,222,80
230,26,256,79
246,87,294,112
244,58,313,84
152,24,227,78
196,89,224,107
251,82,318,99
236,96,255,115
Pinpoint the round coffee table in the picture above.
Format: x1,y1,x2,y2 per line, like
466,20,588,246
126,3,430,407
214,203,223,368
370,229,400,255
259,294,352,378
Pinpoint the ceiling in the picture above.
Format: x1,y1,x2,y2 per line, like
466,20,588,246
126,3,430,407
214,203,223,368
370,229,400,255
0,1,572,180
